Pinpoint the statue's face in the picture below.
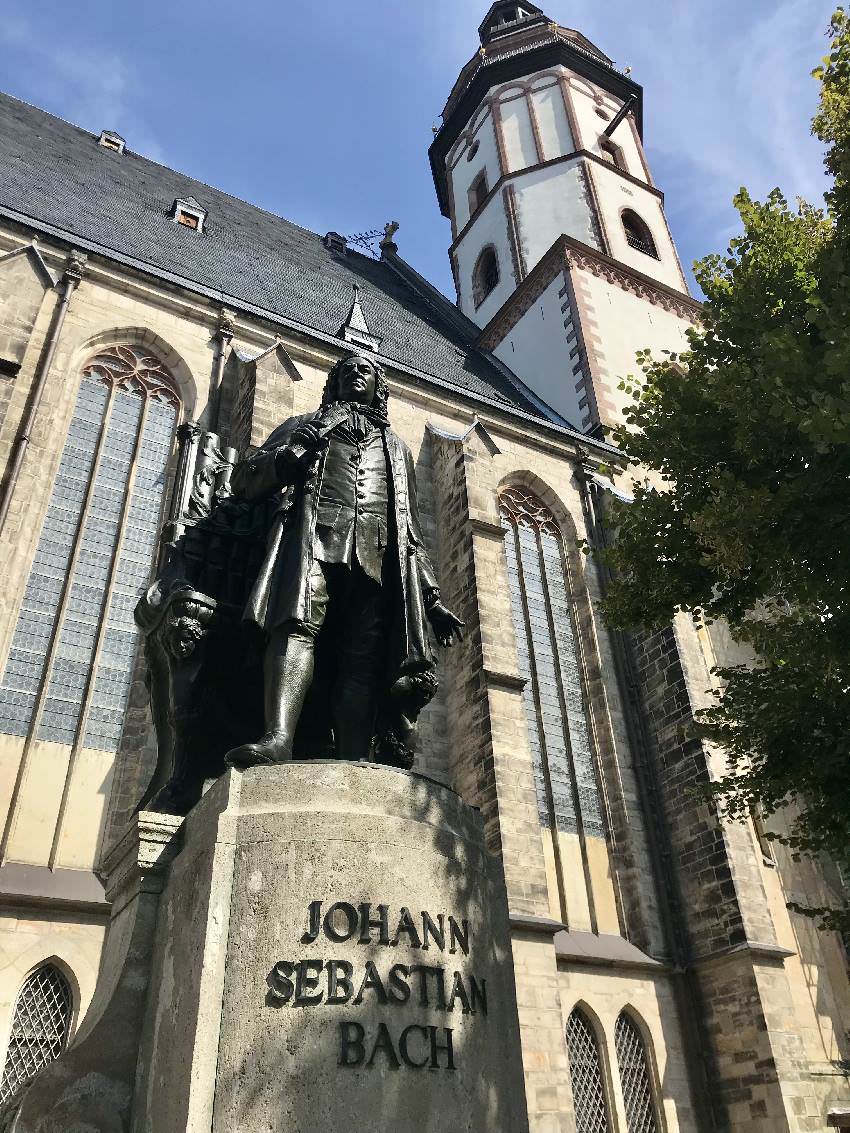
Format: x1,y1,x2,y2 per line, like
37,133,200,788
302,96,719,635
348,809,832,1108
337,356,377,405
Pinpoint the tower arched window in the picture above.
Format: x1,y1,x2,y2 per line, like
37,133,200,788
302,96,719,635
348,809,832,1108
621,210,658,259
566,1007,613,1133
472,245,500,307
599,139,625,171
499,486,605,840
0,963,72,1102
615,1012,660,1133
0,345,180,751
468,170,489,217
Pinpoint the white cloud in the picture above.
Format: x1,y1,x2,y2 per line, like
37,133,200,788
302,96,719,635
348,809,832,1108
429,0,833,266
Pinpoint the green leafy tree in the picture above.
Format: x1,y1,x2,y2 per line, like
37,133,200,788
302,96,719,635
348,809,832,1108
600,10,850,926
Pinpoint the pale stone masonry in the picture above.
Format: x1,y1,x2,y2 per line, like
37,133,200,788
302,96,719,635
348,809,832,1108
0,2,847,1128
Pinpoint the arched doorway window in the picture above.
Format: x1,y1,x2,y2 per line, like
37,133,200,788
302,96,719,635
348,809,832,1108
566,1007,613,1133
621,210,658,258
499,485,604,839
615,1011,660,1133
0,963,72,1102
472,245,500,306
0,345,180,751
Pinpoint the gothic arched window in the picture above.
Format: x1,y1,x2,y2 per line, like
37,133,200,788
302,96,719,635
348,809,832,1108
566,1007,613,1133
615,1012,660,1133
472,245,500,306
499,485,605,839
0,963,72,1102
0,345,180,752
621,210,658,258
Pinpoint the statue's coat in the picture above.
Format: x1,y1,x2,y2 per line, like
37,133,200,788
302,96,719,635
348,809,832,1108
231,410,438,681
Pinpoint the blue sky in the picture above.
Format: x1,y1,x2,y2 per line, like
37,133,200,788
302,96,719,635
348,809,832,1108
0,0,835,299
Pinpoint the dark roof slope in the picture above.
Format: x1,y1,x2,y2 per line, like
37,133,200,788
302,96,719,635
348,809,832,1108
0,91,559,424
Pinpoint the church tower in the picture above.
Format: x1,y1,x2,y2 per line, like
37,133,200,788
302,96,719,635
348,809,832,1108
429,1,701,433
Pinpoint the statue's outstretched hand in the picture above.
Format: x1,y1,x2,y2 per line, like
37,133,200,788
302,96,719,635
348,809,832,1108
428,601,465,647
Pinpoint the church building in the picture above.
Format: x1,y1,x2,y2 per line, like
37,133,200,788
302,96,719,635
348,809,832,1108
0,2,846,1130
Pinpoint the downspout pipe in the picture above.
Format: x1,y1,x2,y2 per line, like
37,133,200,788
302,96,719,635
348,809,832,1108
0,249,86,534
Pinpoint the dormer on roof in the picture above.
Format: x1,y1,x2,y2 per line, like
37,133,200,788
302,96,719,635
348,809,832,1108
324,231,348,253
171,196,207,233
98,130,125,154
338,285,382,352
478,1,547,45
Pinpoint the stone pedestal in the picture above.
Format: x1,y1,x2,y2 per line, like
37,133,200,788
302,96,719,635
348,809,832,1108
17,763,529,1133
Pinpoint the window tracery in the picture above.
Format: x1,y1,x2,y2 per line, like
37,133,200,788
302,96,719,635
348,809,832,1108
0,345,180,752
499,485,605,839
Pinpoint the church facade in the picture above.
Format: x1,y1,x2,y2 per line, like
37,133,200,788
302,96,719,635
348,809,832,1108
0,3,847,1130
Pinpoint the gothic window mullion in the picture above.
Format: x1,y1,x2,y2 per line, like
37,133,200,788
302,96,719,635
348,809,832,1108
504,517,570,921
0,346,181,777
534,523,599,930
83,395,177,754
47,390,153,868
37,382,144,746
500,484,610,929
516,523,579,835
0,380,112,744
542,532,607,840
0,378,118,861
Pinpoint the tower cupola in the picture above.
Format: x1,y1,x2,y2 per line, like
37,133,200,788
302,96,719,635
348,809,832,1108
427,6,696,433
478,2,547,46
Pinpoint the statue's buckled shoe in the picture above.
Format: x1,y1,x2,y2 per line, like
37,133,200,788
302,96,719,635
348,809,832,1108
224,732,291,769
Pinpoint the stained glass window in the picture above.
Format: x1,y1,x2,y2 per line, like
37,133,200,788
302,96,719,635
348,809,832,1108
0,963,72,1103
566,1007,613,1133
615,1012,660,1133
500,485,605,837
0,345,179,752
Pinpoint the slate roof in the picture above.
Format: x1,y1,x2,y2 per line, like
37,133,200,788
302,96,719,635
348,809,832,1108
0,91,565,426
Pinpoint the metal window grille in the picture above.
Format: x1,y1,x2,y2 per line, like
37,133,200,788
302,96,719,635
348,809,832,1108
615,1012,660,1133
622,211,658,259
0,964,72,1103
0,346,179,752
566,1008,612,1133
500,486,605,838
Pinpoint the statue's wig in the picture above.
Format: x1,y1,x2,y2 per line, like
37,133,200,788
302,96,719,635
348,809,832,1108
322,352,389,419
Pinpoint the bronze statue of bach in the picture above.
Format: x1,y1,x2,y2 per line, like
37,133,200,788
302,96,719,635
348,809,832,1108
223,352,464,768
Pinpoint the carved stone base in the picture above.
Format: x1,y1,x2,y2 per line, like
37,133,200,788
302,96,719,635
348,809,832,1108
16,765,529,1133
